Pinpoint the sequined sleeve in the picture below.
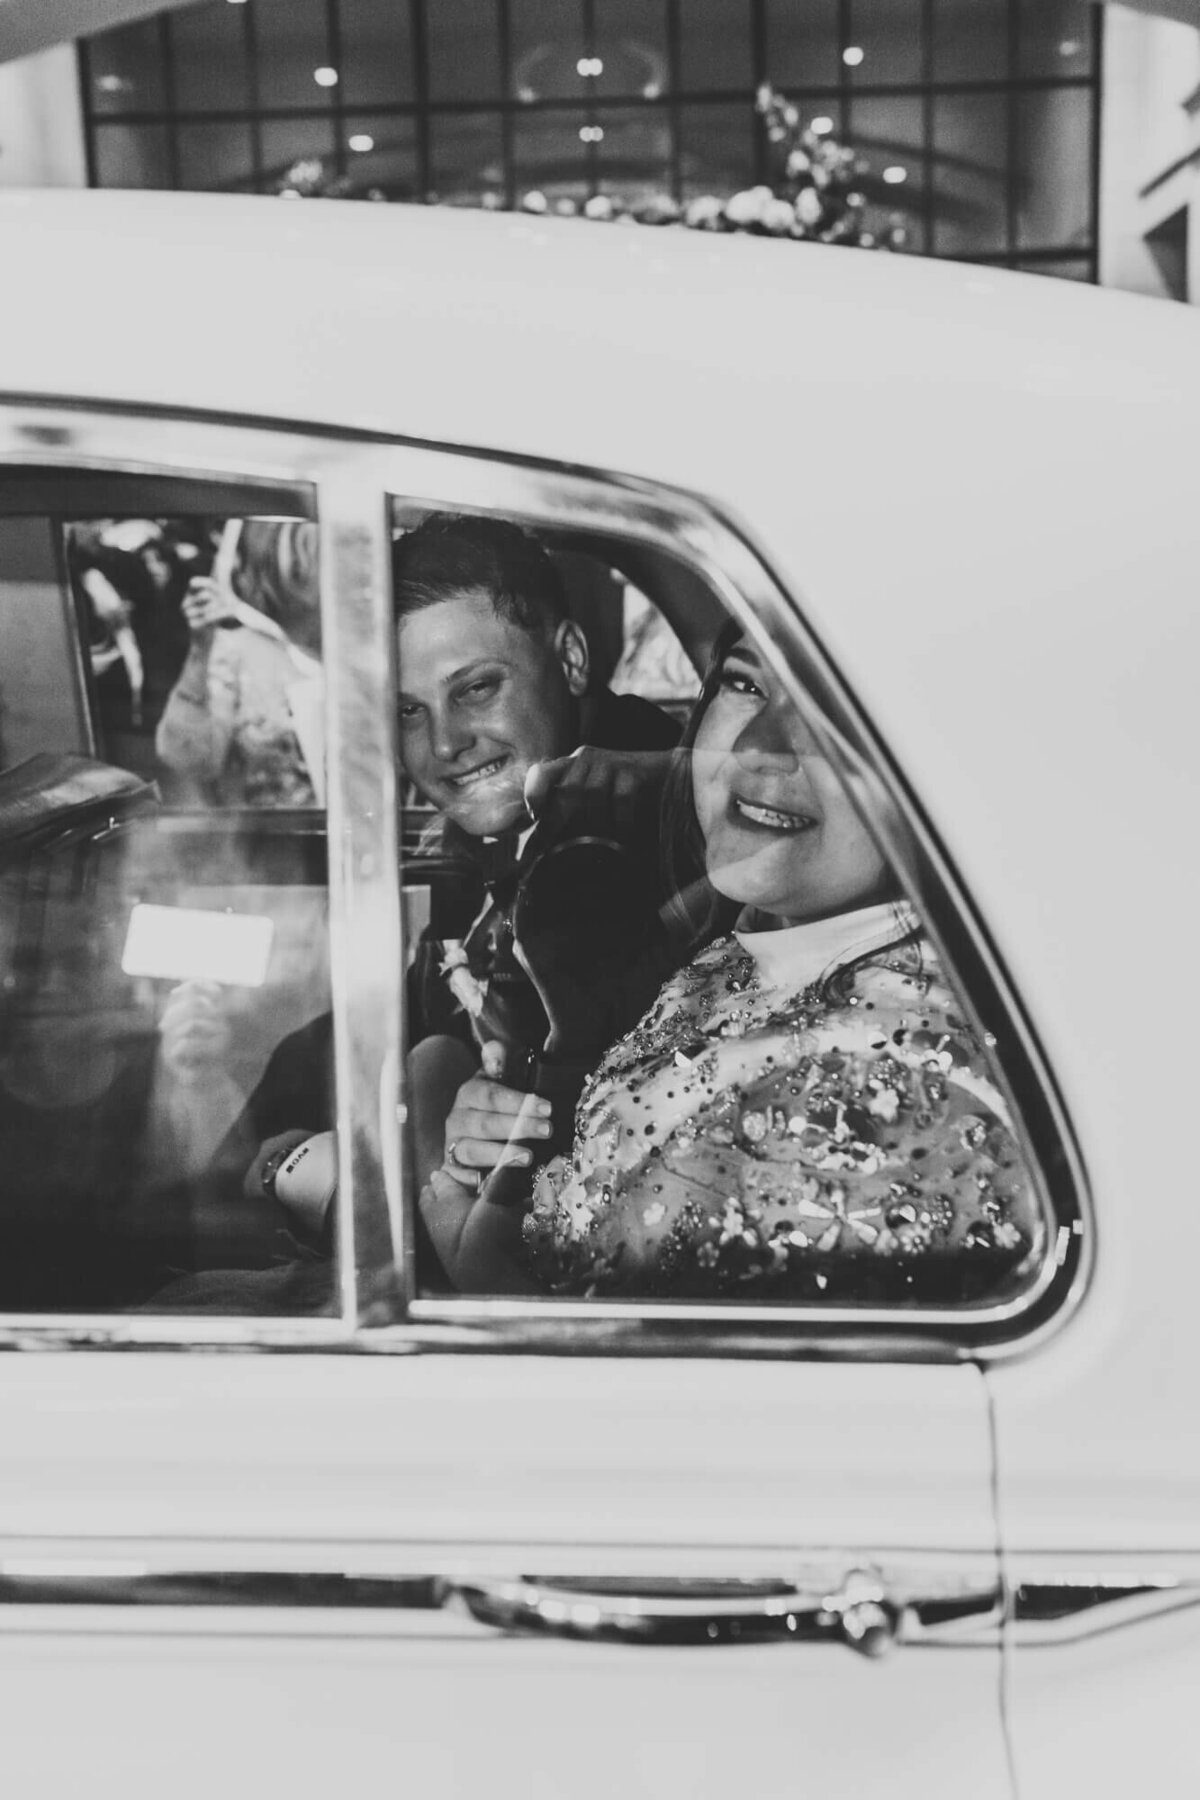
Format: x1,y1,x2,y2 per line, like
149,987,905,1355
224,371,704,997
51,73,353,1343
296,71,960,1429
523,938,1043,1302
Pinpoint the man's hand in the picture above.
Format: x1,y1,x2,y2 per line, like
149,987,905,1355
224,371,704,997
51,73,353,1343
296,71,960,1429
523,745,673,841
180,574,236,642
243,1129,312,1205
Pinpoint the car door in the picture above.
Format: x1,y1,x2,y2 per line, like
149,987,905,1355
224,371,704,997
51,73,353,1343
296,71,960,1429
0,402,1073,1799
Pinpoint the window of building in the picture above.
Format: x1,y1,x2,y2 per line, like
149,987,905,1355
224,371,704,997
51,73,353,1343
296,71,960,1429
81,0,1101,279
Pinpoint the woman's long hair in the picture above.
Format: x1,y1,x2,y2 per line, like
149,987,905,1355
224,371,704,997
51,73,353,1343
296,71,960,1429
234,520,321,652
659,620,744,953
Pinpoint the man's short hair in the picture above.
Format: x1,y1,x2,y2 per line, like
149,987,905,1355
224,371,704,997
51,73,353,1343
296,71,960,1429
392,512,567,637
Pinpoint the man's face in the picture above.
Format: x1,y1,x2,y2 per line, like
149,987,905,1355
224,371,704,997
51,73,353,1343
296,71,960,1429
397,587,586,837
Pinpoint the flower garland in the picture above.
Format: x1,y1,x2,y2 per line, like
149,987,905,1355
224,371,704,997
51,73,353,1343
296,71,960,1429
274,83,907,253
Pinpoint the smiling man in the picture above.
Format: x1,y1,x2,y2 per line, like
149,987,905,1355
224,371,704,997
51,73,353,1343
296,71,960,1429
394,511,681,1061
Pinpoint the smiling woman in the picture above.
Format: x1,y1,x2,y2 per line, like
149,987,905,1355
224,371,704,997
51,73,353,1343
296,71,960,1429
422,625,1044,1303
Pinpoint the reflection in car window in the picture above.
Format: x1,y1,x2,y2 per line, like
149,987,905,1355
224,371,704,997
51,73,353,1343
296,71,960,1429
66,516,324,808
0,494,332,1318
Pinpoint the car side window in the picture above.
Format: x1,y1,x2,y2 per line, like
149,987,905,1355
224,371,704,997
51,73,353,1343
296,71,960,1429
387,500,1062,1324
0,472,335,1320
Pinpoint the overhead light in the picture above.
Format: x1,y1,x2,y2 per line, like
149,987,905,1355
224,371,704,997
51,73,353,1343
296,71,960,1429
576,56,603,77
810,116,834,135
1058,37,1082,57
882,165,907,185
348,134,374,153
226,0,247,6
842,45,865,67
313,66,339,88
96,73,128,93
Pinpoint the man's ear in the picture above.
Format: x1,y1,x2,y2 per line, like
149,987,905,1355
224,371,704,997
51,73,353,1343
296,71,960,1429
553,618,590,698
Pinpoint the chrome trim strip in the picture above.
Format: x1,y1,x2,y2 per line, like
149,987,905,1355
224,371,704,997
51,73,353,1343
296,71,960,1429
1008,1559,1200,1647
317,465,405,1319
0,1554,1001,1649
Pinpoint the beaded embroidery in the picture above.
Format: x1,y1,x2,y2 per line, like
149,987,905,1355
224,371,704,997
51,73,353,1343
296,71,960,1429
524,926,1041,1301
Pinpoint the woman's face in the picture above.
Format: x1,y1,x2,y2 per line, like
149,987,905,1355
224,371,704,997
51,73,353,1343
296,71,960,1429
691,640,890,926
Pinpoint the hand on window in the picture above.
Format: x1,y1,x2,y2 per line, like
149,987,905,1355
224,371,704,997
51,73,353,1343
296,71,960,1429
523,745,673,840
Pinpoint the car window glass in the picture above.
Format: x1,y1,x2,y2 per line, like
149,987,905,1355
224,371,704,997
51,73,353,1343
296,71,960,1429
0,483,335,1320
389,505,1053,1314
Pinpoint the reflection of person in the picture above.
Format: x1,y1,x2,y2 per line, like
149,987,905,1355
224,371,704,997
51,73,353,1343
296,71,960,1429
422,628,1042,1301
155,520,322,807
67,519,198,783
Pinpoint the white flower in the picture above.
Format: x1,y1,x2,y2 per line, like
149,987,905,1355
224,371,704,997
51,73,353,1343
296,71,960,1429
724,184,773,227
795,188,824,229
762,196,797,235
685,194,725,230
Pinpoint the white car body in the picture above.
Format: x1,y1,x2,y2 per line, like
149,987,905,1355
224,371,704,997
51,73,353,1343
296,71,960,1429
0,189,1197,1797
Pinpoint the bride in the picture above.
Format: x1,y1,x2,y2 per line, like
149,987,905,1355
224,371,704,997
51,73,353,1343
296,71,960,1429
422,627,1042,1303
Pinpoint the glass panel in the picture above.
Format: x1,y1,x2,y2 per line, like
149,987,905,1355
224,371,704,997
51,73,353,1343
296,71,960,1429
931,0,1008,84
93,124,173,191
678,0,753,92
430,113,506,207
0,495,334,1318
848,94,924,249
677,102,756,199
88,17,166,116
388,506,1050,1309
595,107,673,206
177,122,256,195
255,0,334,111
428,0,502,102
513,111,591,206
343,115,420,200
1015,87,1091,251
1018,0,1094,79
765,0,840,91
846,0,923,86
932,92,1008,257
510,0,586,102
340,0,416,106
259,117,339,192
594,0,669,101
171,1,251,113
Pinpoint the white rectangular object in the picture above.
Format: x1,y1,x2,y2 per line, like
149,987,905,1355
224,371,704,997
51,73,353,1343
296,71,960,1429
121,903,274,988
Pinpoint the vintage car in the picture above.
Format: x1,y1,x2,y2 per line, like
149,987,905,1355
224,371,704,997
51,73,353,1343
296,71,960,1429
0,187,1196,1797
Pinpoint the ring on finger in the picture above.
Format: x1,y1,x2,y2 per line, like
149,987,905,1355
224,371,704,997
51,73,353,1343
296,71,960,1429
445,1141,483,1195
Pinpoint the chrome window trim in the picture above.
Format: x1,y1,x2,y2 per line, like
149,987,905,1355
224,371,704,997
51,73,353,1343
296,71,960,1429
0,398,1090,1360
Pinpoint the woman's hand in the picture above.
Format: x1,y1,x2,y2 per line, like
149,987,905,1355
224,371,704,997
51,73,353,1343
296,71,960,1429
180,574,236,641
418,1042,549,1292
420,1166,538,1294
